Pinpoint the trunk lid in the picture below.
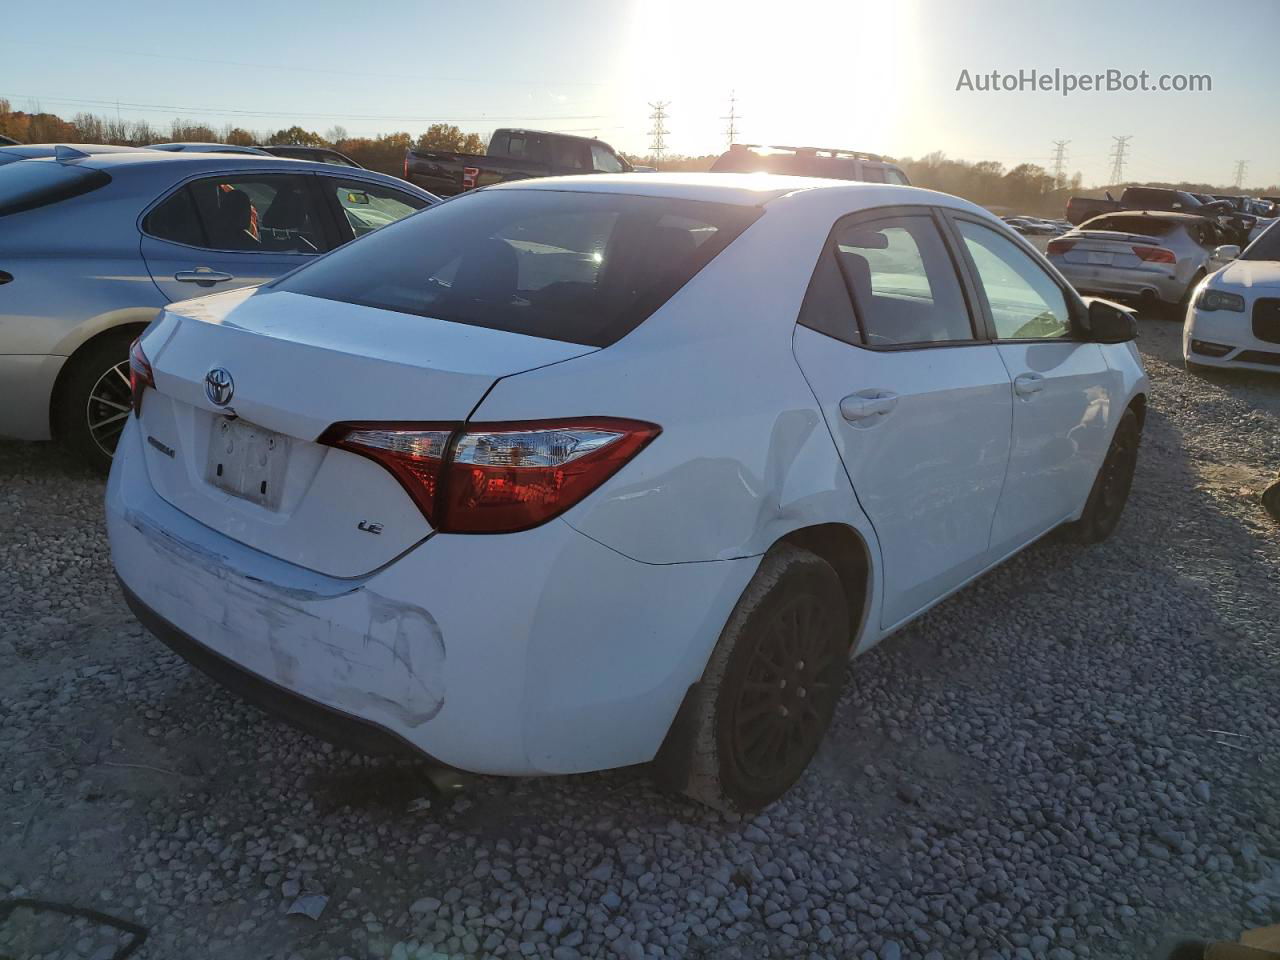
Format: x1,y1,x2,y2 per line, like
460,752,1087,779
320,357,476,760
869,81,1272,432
1056,231,1171,269
136,286,596,577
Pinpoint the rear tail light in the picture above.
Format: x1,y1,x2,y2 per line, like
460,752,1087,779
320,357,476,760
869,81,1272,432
128,336,155,414
1132,245,1176,263
403,154,409,180
320,418,660,533
1046,239,1075,255
462,166,479,190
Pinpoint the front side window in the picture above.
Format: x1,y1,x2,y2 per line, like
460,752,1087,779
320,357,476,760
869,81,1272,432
326,178,427,238
885,168,911,186
185,174,324,253
590,143,623,174
834,214,973,345
276,188,760,347
956,220,1072,340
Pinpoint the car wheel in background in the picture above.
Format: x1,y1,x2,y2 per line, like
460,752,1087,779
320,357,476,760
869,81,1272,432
56,330,137,473
656,544,850,812
1172,271,1205,320
1058,408,1140,544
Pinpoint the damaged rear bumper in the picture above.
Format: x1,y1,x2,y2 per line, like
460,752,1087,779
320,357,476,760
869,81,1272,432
106,418,757,776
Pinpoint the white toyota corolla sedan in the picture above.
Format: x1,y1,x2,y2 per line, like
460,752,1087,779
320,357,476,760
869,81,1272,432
1184,219,1280,374
108,173,1148,811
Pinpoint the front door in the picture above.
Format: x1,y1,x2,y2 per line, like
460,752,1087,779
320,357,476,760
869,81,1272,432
947,216,1117,555
792,208,1014,628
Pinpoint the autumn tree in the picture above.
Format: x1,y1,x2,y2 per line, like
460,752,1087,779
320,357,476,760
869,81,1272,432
223,127,256,146
267,125,324,146
416,123,485,154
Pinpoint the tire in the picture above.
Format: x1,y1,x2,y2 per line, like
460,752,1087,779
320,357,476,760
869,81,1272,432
656,544,850,813
1170,272,1205,320
1058,408,1140,544
1262,479,1280,523
55,331,137,473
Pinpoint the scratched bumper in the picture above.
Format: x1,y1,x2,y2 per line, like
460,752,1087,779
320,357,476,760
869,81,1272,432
106,417,756,776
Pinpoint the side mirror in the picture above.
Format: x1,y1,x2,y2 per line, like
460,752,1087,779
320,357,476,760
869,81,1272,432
1212,244,1241,261
1082,297,1137,343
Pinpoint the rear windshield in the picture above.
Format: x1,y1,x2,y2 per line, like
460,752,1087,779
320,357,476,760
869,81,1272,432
1085,216,1175,237
276,188,761,346
0,160,111,216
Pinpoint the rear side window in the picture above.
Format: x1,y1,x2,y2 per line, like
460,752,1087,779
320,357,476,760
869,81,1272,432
144,186,205,246
834,214,973,346
0,161,110,216
276,188,761,347
859,165,886,183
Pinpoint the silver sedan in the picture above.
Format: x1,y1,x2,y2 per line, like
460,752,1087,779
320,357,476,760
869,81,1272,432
1047,211,1238,313
0,150,436,468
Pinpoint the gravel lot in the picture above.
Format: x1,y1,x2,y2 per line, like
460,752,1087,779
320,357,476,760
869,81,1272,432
3,313,1279,960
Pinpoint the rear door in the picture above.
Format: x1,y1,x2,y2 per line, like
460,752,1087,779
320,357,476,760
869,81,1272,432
946,214,1115,554
792,206,1014,628
141,171,334,302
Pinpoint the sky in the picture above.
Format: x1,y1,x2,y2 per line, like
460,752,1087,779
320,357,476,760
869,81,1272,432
4,0,1278,187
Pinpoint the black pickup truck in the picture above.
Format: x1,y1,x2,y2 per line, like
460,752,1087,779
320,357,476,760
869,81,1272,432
403,129,632,196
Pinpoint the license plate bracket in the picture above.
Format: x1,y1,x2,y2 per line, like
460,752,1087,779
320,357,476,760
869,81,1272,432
207,418,289,508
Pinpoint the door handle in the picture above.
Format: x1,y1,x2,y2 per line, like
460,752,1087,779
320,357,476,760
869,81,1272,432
1014,373,1046,397
174,268,234,286
840,391,899,422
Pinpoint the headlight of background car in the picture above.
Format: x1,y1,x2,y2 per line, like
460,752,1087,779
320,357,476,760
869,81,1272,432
1197,288,1246,312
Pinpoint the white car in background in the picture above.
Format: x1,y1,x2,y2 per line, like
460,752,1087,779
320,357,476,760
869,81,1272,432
1185,219,1280,373
108,173,1148,811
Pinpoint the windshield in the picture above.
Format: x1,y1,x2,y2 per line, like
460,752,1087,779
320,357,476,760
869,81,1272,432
276,188,760,346
0,159,110,216
1242,219,1280,261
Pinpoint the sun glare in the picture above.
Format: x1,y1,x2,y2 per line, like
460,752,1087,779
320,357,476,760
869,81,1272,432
622,0,913,156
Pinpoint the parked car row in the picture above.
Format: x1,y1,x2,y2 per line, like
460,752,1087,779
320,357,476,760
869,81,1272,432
0,145,436,468
1001,215,1071,237
1066,186,1257,247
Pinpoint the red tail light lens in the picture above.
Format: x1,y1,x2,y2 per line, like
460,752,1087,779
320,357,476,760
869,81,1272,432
320,418,660,534
1132,245,1175,263
462,166,479,190
1046,239,1076,255
128,337,155,414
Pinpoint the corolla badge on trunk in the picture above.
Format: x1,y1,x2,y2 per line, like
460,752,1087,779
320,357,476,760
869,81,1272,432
205,368,234,407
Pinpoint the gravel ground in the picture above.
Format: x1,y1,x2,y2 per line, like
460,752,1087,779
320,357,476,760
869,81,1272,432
2,312,1279,960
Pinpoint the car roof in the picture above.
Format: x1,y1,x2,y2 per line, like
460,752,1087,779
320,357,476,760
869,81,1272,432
484,171,986,214
0,143,145,156
149,142,269,154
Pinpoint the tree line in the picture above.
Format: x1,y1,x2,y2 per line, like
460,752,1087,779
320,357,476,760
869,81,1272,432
4,101,1274,215
0,100,484,177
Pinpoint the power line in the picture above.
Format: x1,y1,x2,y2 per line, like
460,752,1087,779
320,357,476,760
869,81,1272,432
1233,160,1248,189
721,91,739,149
647,101,670,167
1051,139,1070,188
1108,136,1132,184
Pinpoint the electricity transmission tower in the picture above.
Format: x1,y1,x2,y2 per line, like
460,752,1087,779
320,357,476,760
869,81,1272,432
1108,136,1132,184
1233,160,1248,189
1051,139,1070,188
721,91,740,149
647,101,670,168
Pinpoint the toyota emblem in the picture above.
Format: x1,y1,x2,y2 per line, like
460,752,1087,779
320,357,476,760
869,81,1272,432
204,367,234,407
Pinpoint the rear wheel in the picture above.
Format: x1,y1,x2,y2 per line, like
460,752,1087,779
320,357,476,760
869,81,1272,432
656,545,850,813
55,331,137,473
1059,408,1140,544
